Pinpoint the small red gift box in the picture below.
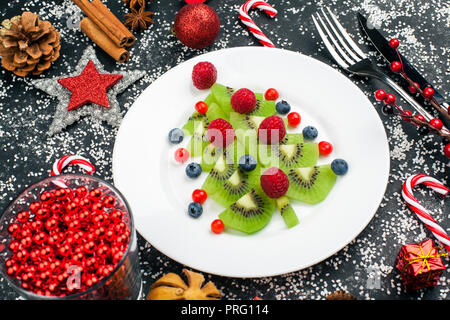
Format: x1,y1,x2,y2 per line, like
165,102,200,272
395,239,447,291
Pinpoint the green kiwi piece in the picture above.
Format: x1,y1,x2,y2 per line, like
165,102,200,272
206,102,226,121
286,164,337,204
267,142,319,170
204,93,215,107
248,99,276,117
218,186,275,234
275,196,299,228
257,135,308,168
210,166,261,207
281,133,303,145
201,153,236,195
201,143,222,172
182,112,207,135
187,120,210,157
211,83,235,119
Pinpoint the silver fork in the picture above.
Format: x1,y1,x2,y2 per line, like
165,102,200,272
312,7,438,125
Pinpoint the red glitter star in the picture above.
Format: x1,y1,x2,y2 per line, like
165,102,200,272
57,60,123,111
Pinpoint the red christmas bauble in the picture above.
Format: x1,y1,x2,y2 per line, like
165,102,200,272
174,3,220,49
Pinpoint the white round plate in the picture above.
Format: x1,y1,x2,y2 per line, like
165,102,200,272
113,47,390,278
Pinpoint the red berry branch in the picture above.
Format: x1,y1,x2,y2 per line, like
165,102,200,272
374,89,450,158
388,38,450,122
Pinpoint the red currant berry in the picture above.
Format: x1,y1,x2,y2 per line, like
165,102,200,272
423,87,434,99
192,189,207,204
384,94,396,105
401,110,413,121
390,61,402,73
429,118,443,130
195,101,208,114
389,38,399,49
211,219,224,234
408,82,419,94
287,112,301,127
414,114,426,122
264,88,279,101
374,89,386,101
444,144,450,158
318,141,333,156
174,148,189,163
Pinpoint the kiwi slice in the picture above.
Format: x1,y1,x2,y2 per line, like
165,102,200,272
206,102,226,121
248,99,276,117
201,154,236,195
276,196,299,228
201,143,222,172
182,112,207,135
268,142,319,170
218,186,275,234
187,120,210,157
210,166,260,207
286,165,337,204
211,83,235,119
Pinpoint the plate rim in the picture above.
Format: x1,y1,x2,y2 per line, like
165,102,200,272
112,46,390,278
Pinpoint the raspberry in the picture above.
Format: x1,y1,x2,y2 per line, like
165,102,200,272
207,118,235,147
258,115,286,144
192,62,217,90
231,88,257,114
260,167,289,198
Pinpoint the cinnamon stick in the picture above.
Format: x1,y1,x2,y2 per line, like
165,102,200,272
80,17,129,63
90,0,136,47
72,0,134,48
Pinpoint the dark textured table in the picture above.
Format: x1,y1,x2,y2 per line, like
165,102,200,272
0,0,448,300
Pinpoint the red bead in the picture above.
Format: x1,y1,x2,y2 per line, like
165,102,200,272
408,82,419,94
374,89,386,101
195,101,208,114
91,202,104,212
401,110,413,121
389,38,399,49
444,144,450,158
174,148,190,163
8,240,20,251
29,202,41,213
211,219,224,234
414,114,426,122
429,118,443,130
89,188,103,201
8,223,20,236
20,236,32,248
384,94,396,105
102,196,115,208
318,141,333,156
423,87,435,99
79,197,91,208
390,61,402,73
50,203,62,214
110,210,124,222
192,189,207,204
287,112,301,127
35,207,50,220
75,186,88,198
264,88,279,101
40,191,54,203
65,201,79,214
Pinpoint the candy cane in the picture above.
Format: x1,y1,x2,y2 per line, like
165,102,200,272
238,0,277,48
50,155,95,188
401,174,450,250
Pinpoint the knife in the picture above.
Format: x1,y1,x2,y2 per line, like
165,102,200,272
357,13,449,123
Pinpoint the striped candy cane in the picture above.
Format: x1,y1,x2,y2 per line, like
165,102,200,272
401,174,450,250
238,0,277,48
50,155,95,188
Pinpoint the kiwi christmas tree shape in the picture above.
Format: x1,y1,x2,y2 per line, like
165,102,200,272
174,66,345,234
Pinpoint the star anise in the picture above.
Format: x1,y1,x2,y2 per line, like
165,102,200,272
124,6,154,31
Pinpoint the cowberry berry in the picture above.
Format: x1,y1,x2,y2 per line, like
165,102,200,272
287,112,301,127
264,88,279,101
374,89,386,101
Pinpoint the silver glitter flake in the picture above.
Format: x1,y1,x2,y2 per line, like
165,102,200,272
31,46,146,136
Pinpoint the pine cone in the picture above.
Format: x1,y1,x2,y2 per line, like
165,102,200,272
0,12,61,77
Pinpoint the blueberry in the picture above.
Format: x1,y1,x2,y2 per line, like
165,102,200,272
331,159,348,175
185,162,202,178
188,202,203,218
302,126,318,140
239,155,257,172
276,100,291,115
168,128,184,144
